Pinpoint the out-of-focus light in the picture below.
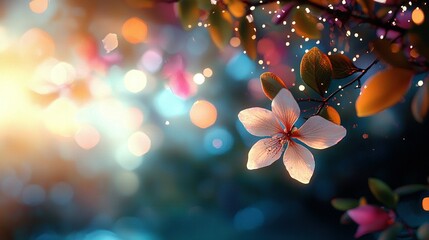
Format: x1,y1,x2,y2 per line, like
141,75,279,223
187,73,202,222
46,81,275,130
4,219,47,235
84,230,120,240
140,49,163,73
43,98,78,137
234,207,265,230
193,73,205,85
418,80,424,87
0,27,11,52
203,68,213,77
204,127,234,155
49,182,74,206
124,69,147,93
226,53,255,81
299,85,305,91
29,0,48,14
114,171,140,196
74,124,101,150
230,37,241,47
190,100,217,129
122,17,148,44
50,61,75,86
412,8,425,25
154,89,186,117
102,33,118,53
116,145,143,170
128,131,151,156
1,172,24,198
21,184,45,206
19,28,55,62
125,107,144,130
423,197,429,211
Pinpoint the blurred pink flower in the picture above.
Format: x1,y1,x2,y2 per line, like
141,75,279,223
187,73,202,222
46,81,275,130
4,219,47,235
348,205,395,238
238,89,346,184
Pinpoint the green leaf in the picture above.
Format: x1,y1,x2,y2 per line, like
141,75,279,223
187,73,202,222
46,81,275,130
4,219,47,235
394,184,429,196
328,54,360,79
368,178,399,208
371,39,411,69
239,17,257,60
178,0,200,30
208,6,233,49
331,198,359,211
320,105,341,125
293,8,321,40
300,47,333,96
260,72,287,100
417,223,429,240
378,223,403,240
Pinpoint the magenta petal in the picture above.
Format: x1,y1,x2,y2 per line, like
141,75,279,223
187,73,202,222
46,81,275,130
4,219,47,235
347,205,394,238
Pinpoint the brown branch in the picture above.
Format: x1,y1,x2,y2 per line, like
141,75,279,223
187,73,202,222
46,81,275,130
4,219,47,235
242,0,407,33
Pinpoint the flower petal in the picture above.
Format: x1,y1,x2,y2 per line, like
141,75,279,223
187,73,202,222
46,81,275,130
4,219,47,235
348,205,393,238
283,142,315,184
247,138,283,170
294,115,346,149
272,88,300,132
238,107,282,137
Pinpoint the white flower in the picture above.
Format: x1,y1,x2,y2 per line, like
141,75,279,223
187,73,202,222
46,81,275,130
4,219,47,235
238,89,346,184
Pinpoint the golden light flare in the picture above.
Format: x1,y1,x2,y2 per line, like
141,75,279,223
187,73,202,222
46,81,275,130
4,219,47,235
190,100,217,129
412,8,425,25
423,197,429,211
122,17,148,44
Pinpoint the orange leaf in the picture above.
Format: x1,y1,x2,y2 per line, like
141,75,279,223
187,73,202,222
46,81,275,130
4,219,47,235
260,72,287,100
320,105,341,125
356,68,414,117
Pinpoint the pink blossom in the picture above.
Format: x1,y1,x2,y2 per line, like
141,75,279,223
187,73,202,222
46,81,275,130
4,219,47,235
238,89,346,184
348,205,395,238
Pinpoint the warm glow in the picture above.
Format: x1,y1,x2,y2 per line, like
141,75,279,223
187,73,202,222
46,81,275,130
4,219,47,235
128,131,151,156
230,37,241,47
124,69,147,93
122,17,148,44
74,124,100,150
29,0,49,14
203,68,213,77
50,61,75,86
102,33,118,53
190,100,217,129
423,197,429,211
412,8,425,25
43,98,78,137
19,28,55,62
193,73,205,85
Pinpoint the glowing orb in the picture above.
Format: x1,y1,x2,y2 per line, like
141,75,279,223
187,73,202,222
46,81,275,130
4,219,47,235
190,100,217,129
122,17,148,44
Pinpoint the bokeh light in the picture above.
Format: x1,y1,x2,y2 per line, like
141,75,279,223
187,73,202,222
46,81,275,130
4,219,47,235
203,127,234,155
412,8,425,25
43,98,78,137
74,124,101,150
122,17,148,44
423,197,429,211
127,131,151,157
123,69,147,93
190,100,217,129
29,0,49,14
19,28,55,62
